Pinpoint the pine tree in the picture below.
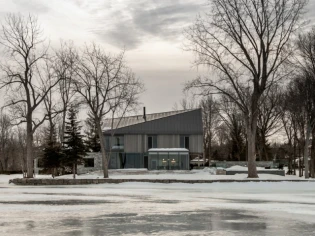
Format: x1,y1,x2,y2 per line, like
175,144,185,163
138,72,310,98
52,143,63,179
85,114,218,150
62,105,86,179
84,111,101,152
42,126,63,178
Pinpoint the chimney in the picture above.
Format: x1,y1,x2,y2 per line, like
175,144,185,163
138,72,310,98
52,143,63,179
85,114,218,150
143,107,146,121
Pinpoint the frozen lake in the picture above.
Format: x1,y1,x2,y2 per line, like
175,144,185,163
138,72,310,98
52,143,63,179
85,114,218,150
1,176,315,235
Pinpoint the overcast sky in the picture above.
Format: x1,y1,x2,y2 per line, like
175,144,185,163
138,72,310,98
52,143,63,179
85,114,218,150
0,0,314,115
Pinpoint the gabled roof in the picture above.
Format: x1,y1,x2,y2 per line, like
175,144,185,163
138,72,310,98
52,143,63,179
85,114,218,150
103,109,191,130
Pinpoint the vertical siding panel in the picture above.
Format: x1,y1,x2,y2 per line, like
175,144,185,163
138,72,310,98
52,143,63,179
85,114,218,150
156,135,181,148
125,135,142,152
144,135,147,152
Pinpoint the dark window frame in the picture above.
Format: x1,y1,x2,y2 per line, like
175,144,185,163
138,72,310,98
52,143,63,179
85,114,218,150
148,135,157,149
180,135,190,150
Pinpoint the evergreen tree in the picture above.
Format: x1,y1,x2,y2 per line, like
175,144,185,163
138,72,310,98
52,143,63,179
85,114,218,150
84,111,101,152
42,126,63,178
62,105,86,179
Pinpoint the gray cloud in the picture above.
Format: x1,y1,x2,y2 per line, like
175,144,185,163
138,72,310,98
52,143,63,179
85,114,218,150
85,0,207,49
84,0,315,49
12,0,51,14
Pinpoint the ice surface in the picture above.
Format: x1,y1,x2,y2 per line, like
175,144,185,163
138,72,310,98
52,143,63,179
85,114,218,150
1,174,315,235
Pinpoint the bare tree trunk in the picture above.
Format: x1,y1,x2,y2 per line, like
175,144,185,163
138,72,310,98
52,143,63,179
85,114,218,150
60,111,67,145
72,163,76,179
304,122,311,179
293,137,297,175
0,160,3,172
311,129,315,178
247,132,258,178
247,114,259,178
26,117,34,178
96,119,109,178
208,137,211,166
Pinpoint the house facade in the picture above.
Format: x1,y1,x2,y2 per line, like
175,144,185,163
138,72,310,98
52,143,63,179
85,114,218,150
103,108,203,170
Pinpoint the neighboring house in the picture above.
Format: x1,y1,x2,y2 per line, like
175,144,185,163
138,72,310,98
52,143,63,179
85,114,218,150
103,108,203,170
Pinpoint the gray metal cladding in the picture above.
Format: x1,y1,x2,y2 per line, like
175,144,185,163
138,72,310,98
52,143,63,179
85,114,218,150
157,135,180,148
104,109,203,135
124,135,144,152
103,110,188,130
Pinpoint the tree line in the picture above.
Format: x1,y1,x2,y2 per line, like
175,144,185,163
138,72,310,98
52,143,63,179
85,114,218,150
0,13,144,178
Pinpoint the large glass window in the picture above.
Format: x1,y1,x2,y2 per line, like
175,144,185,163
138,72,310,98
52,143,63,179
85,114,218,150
158,153,169,170
125,154,135,168
149,151,189,170
169,152,179,170
150,152,158,170
125,153,143,168
180,136,190,149
180,153,189,169
148,135,157,149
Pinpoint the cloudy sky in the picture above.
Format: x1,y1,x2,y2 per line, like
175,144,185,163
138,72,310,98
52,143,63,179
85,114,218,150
0,0,314,115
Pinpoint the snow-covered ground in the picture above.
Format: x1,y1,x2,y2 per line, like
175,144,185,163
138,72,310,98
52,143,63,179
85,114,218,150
2,167,309,185
31,167,311,181
1,171,315,235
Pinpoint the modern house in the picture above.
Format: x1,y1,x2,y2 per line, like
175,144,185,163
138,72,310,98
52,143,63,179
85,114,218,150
103,108,203,170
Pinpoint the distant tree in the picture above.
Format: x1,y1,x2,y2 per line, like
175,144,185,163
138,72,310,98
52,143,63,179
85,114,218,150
280,99,297,175
200,96,219,164
294,27,315,178
219,96,246,161
84,111,101,152
173,96,197,111
286,72,315,179
173,95,220,165
62,105,86,179
256,86,283,161
0,113,12,172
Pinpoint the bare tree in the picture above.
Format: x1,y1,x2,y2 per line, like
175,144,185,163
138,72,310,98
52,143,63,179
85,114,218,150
0,14,62,178
73,44,144,178
173,96,197,111
184,0,307,177
53,41,78,144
